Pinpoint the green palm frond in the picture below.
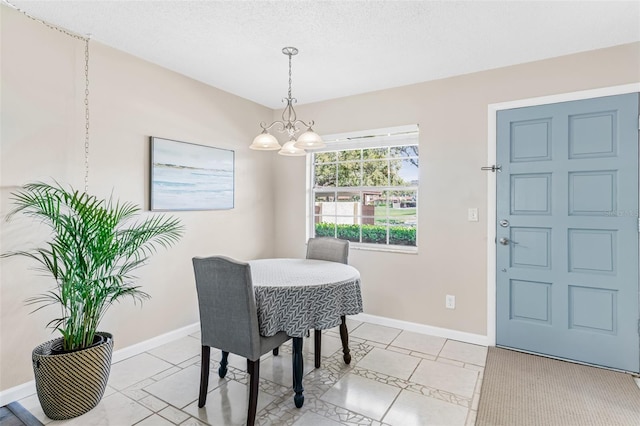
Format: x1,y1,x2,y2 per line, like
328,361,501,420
3,181,184,351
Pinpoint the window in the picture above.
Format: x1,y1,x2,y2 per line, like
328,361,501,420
309,125,419,250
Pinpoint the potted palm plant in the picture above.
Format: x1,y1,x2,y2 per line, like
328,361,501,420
2,182,183,420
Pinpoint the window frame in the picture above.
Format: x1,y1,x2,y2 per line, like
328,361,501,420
307,125,419,253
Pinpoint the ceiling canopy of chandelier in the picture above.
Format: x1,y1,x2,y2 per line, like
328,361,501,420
250,47,325,156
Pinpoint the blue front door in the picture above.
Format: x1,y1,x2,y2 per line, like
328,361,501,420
496,93,639,372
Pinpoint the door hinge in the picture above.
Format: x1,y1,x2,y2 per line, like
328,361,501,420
638,217,640,233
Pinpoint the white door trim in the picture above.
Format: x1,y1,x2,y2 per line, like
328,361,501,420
486,83,640,346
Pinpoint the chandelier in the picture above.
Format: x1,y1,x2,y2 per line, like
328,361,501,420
250,47,325,156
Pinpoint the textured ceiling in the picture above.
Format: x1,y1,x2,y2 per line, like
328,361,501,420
5,1,640,108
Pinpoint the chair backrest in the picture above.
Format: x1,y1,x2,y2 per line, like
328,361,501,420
192,256,262,360
306,237,349,264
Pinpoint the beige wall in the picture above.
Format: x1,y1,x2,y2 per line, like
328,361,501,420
0,6,275,391
2,2,639,394
273,42,640,335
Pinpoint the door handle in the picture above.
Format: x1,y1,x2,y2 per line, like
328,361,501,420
499,237,510,246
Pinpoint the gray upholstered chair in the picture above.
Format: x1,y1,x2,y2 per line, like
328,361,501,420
307,237,351,367
192,256,291,426
307,236,349,265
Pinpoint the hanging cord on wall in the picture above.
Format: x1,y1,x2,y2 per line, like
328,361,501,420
3,0,92,192
83,37,90,192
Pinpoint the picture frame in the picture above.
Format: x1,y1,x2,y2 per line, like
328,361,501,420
150,137,234,211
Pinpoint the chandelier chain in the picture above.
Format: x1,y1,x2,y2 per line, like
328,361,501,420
2,0,89,42
84,38,90,192
3,0,91,191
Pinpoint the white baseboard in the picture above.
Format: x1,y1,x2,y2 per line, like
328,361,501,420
0,322,200,406
353,313,490,346
111,322,200,364
0,381,36,407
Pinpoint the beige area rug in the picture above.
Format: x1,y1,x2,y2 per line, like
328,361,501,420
477,347,640,426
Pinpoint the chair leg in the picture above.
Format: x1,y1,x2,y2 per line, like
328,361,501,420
198,346,210,408
273,347,279,356
219,351,229,378
247,359,260,426
314,329,322,368
339,315,351,364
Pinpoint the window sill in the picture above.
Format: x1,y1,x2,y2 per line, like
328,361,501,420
350,243,418,255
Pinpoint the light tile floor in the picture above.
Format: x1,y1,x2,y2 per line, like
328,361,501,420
19,320,487,425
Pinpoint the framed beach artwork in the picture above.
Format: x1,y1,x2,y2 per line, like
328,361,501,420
150,137,234,211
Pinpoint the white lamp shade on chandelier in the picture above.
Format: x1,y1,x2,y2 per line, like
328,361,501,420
293,128,325,149
278,139,306,156
250,46,325,156
250,130,281,150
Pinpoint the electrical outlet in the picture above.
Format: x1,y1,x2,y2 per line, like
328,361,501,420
446,294,455,309
468,208,479,222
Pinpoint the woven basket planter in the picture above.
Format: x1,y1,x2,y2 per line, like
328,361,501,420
32,332,113,420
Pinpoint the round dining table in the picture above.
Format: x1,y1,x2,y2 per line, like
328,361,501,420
248,258,363,407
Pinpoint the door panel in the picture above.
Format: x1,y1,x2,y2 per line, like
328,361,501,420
496,93,639,372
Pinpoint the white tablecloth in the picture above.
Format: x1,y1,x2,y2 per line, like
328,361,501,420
249,258,363,338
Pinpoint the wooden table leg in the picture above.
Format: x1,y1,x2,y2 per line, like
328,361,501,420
314,329,321,368
339,315,351,364
292,337,304,408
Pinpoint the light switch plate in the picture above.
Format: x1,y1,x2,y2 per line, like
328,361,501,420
468,208,479,222
446,295,455,309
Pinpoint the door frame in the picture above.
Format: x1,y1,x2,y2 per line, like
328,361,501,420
486,83,640,346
